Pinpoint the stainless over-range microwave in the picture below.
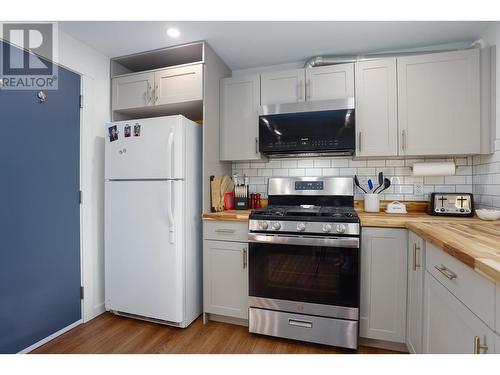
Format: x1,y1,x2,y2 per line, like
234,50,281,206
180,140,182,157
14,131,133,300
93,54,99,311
258,98,355,158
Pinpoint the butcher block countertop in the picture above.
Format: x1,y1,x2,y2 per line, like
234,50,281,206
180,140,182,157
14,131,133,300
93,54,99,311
202,209,500,283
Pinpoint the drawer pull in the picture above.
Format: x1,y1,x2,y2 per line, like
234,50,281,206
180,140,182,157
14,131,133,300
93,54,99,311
242,248,247,269
435,264,457,280
214,229,236,234
413,243,421,271
473,336,488,354
288,319,313,329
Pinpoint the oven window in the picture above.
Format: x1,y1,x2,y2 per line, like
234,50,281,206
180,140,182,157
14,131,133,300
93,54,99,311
249,242,359,308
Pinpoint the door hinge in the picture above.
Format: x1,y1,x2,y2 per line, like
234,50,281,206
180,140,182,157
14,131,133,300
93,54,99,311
79,95,83,108
79,190,83,204
80,286,84,300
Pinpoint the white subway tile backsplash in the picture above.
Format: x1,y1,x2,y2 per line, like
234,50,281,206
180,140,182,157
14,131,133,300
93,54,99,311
313,159,331,168
282,160,298,168
272,168,289,176
322,168,340,176
233,155,474,204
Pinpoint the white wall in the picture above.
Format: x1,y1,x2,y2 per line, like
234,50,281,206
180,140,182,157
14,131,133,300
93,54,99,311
57,31,110,322
474,24,500,208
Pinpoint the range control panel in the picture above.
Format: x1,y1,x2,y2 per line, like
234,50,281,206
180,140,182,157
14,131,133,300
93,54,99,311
295,181,324,191
430,193,474,217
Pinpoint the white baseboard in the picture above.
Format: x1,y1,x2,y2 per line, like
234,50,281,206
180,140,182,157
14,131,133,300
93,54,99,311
19,319,82,353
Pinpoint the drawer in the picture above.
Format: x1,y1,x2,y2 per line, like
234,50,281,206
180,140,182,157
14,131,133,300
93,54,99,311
203,221,248,242
426,241,496,329
249,307,358,349
496,284,500,333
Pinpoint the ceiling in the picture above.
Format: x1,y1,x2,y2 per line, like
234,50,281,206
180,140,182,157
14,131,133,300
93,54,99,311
60,21,493,70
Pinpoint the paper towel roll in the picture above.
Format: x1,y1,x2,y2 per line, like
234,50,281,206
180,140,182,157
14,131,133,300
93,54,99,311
412,162,456,176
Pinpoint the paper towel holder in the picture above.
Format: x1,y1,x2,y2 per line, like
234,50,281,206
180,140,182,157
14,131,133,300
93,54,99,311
410,156,458,176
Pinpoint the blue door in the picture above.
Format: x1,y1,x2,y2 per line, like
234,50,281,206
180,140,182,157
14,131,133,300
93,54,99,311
0,41,82,353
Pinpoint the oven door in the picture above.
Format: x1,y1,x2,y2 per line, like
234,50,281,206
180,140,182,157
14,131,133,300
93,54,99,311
248,233,360,320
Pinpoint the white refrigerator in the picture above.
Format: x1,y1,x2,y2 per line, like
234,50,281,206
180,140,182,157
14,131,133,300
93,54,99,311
104,115,202,328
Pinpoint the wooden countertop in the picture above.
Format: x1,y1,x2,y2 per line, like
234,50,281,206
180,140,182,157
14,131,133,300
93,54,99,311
202,210,252,222
202,209,500,283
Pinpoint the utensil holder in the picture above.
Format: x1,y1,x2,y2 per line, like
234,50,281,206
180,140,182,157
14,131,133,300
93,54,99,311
364,193,380,213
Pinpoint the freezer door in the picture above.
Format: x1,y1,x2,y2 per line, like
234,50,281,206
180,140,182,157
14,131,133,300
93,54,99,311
105,180,184,323
105,116,185,180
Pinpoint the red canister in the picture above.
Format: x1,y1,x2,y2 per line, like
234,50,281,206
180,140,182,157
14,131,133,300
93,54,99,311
224,192,235,210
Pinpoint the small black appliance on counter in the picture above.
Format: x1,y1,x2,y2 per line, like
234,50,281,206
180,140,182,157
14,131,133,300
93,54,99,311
429,193,474,217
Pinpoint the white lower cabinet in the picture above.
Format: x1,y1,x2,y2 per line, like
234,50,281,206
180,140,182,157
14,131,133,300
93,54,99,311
203,221,249,322
360,228,408,343
423,272,495,354
406,232,425,354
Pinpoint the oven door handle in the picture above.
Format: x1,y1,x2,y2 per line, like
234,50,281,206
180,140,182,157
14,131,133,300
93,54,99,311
248,233,359,248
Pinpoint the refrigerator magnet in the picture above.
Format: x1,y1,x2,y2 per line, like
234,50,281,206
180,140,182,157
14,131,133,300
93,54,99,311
124,124,131,138
133,124,141,137
108,125,118,142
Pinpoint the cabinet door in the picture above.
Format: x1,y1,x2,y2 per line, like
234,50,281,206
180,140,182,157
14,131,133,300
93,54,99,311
423,272,495,354
355,58,398,157
305,63,354,101
261,69,305,105
203,240,248,319
154,64,203,106
360,228,408,343
407,232,425,354
397,49,480,156
220,75,261,161
112,72,155,111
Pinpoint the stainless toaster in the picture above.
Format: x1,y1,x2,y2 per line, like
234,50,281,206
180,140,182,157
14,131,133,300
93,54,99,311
430,193,474,217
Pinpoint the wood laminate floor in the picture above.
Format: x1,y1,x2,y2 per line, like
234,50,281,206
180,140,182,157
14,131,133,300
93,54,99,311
31,313,400,354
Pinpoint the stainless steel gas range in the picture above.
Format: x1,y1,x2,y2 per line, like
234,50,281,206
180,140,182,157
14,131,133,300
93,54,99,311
248,177,360,349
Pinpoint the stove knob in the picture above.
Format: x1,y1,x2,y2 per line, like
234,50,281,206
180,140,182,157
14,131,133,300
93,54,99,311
297,223,306,232
322,224,332,233
272,222,281,231
260,221,269,230
336,224,346,234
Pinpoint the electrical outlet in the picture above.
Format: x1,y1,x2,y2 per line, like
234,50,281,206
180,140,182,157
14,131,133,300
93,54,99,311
414,184,423,195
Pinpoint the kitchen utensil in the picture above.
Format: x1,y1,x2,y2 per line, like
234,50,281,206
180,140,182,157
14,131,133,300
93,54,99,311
373,172,384,193
235,184,249,210
364,193,380,212
385,201,407,214
368,179,373,192
377,178,391,194
475,209,500,221
354,175,367,193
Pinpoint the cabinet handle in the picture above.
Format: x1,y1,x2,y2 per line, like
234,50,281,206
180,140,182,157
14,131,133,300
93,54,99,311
473,336,488,354
215,228,235,234
306,79,312,100
358,132,362,152
147,82,152,103
434,264,457,280
255,137,259,155
155,84,159,103
243,248,247,269
401,130,407,152
288,318,313,329
413,243,421,271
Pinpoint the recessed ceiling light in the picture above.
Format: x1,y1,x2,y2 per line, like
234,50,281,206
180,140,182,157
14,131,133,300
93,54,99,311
166,28,180,38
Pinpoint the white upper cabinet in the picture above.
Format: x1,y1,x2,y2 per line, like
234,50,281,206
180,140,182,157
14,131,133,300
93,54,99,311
154,64,203,106
397,49,480,156
305,63,354,101
112,72,155,111
261,69,305,105
220,75,261,161
355,58,398,157
360,228,408,344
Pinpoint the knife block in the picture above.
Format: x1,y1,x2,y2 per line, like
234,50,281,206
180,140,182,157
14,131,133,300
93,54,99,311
234,185,249,210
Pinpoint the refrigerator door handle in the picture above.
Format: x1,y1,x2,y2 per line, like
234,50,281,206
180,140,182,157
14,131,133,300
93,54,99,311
167,127,175,178
167,180,175,244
